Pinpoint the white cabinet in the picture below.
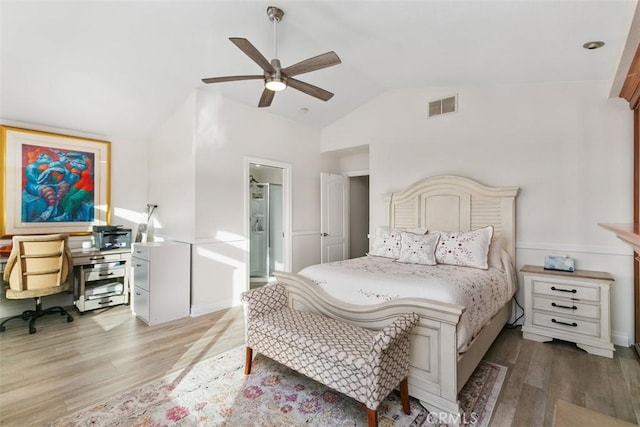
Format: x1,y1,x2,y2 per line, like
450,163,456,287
131,241,190,325
521,265,615,358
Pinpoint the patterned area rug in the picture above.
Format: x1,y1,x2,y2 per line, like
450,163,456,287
48,346,506,426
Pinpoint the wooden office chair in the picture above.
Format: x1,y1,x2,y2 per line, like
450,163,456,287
0,234,74,334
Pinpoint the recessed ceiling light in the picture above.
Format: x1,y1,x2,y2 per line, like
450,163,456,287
583,41,605,50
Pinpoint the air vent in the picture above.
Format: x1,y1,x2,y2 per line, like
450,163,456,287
428,95,457,118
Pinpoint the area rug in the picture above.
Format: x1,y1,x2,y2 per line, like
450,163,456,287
48,346,506,427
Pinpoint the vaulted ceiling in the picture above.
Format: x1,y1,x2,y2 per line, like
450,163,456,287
1,0,637,141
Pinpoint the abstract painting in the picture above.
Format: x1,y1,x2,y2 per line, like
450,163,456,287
1,126,110,236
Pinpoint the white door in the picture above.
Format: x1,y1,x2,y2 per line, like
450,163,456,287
320,173,347,263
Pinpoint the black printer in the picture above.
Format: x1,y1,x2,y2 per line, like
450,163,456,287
92,225,132,250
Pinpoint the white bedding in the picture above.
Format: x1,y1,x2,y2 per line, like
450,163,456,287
298,255,515,352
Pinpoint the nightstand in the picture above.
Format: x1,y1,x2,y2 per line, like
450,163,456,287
520,265,615,358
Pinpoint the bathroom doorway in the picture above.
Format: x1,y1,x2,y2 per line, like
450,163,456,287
246,158,291,289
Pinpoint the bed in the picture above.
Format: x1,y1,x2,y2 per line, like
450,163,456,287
274,175,519,417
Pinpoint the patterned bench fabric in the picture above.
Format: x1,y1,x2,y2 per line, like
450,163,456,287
242,283,420,411
249,308,375,369
241,281,288,323
366,315,418,408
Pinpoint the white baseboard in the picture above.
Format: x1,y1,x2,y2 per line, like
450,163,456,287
190,300,235,317
612,331,630,348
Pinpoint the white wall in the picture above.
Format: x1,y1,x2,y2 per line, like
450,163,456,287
0,120,148,318
337,148,370,173
322,80,635,346
147,92,197,242
148,90,340,316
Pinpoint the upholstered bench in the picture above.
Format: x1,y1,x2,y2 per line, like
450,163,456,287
241,283,419,427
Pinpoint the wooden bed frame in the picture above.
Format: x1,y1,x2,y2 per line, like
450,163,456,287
275,175,519,417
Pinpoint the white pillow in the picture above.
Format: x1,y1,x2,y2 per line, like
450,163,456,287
487,234,504,270
396,232,439,265
368,226,427,259
434,225,494,269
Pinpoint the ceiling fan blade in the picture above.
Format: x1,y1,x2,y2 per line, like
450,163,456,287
202,75,264,84
287,78,334,101
230,37,274,73
282,51,341,77
258,88,275,107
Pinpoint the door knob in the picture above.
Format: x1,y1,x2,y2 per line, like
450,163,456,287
321,232,329,237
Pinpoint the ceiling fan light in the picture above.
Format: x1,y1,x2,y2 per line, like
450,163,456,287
265,78,286,92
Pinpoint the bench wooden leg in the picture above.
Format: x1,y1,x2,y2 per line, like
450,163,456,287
244,347,253,375
400,377,410,415
367,408,378,427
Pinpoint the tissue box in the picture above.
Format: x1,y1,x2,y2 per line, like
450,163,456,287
544,255,575,272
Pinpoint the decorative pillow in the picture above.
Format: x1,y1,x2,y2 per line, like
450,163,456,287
434,225,494,269
368,226,427,259
487,234,504,270
396,232,439,265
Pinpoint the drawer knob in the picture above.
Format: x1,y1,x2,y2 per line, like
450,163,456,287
551,302,577,310
550,286,577,294
551,318,578,327
98,272,114,277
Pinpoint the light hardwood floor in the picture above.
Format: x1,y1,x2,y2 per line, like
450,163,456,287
0,304,639,426
484,326,640,426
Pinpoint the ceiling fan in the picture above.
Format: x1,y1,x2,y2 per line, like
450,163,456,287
201,6,341,107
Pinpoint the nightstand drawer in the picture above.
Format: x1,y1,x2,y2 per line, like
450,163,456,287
533,295,600,319
532,312,599,337
533,280,599,302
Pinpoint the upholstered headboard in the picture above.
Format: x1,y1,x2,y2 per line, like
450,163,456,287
383,175,519,262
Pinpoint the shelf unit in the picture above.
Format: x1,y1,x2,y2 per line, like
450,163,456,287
250,184,269,277
73,249,131,312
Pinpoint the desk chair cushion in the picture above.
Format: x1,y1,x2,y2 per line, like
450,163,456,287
1,234,74,334
3,234,73,298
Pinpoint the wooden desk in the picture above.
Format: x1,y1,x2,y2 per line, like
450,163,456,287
599,223,640,252
0,247,131,269
1,247,131,312
599,223,640,357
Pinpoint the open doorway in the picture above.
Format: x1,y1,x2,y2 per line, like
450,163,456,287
246,159,291,289
348,175,370,259
320,172,369,262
